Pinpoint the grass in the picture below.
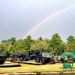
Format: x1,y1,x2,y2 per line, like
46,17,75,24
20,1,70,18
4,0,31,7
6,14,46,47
0,61,74,73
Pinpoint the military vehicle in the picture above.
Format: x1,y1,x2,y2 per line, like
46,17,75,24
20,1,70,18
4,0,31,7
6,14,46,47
0,51,10,64
10,52,25,61
11,50,55,64
0,56,6,64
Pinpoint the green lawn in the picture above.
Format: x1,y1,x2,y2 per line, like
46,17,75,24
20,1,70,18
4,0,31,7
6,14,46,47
0,61,74,73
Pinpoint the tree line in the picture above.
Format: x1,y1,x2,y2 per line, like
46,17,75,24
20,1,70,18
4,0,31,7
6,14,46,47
0,33,75,55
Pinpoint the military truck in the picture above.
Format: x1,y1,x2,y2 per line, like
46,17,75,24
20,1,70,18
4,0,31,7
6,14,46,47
11,50,55,64
10,52,26,62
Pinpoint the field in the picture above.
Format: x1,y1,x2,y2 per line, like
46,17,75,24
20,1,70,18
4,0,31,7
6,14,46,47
0,61,75,73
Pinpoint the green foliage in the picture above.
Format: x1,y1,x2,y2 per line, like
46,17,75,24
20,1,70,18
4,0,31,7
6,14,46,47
30,37,48,50
66,35,75,53
7,37,16,45
0,33,75,54
38,36,43,40
0,45,4,54
67,35,75,44
48,33,66,54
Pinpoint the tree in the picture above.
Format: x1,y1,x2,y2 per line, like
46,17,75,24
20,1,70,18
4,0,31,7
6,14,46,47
48,33,66,54
1,40,9,53
24,35,34,50
0,37,16,54
67,35,75,53
30,37,49,50
38,36,43,41
67,35,75,44
7,37,16,45
12,39,26,53
0,45,4,53
26,35,31,41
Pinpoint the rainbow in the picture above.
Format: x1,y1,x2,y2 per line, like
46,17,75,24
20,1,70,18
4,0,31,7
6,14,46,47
22,4,75,39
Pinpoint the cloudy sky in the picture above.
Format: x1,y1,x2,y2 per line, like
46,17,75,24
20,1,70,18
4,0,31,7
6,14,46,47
0,0,75,42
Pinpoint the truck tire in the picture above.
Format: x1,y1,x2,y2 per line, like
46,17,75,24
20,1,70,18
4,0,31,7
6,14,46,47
35,58,40,63
19,57,24,61
40,58,45,64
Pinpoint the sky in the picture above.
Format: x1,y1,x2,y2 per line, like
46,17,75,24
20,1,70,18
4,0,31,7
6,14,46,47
0,0,75,42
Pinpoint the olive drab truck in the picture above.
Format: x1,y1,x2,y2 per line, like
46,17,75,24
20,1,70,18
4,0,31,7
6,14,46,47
11,50,55,64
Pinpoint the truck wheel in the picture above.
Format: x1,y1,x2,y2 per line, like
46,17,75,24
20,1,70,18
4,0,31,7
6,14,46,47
40,58,45,64
19,57,23,61
11,57,14,62
35,58,40,63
